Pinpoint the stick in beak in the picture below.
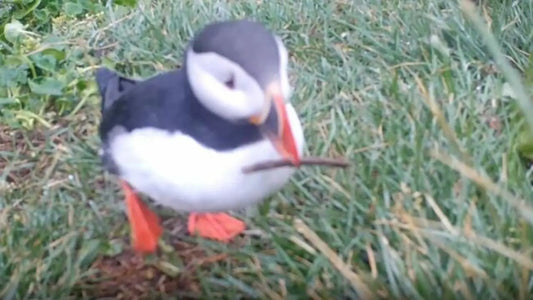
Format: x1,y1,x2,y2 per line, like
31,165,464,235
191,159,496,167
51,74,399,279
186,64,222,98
270,93,300,166
249,83,300,166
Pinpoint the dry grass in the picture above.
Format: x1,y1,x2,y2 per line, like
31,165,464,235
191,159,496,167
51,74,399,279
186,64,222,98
1,0,533,298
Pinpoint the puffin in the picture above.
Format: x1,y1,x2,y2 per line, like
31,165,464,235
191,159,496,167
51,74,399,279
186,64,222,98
95,19,305,254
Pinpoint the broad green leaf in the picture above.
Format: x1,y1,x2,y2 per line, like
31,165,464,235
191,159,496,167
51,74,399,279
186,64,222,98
30,53,57,73
12,0,42,19
28,78,65,95
78,0,102,12
0,98,17,107
0,65,29,87
63,2,83,17
4,55,26,67
114,0,138,8
41,48,66,61
0,6,11,21
32,9,50,22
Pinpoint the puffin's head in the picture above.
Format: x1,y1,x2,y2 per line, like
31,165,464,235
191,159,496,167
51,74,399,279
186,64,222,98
185,19,300,165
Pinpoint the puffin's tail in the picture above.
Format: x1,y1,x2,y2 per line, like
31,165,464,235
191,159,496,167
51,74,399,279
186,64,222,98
95,67,138,112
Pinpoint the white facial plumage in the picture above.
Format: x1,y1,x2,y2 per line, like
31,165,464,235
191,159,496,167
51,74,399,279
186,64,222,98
185,35,292,121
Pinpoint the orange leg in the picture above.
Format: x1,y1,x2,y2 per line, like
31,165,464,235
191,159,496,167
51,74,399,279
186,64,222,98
121,181,163,254
187,212,246,242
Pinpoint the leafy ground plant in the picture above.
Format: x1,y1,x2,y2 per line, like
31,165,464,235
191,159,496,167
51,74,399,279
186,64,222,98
1,0,533,298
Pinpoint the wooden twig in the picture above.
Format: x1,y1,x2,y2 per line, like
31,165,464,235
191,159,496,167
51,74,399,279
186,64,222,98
242,156,350,173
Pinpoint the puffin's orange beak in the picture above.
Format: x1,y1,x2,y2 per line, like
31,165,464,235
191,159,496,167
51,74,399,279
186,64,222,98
249,83,300,166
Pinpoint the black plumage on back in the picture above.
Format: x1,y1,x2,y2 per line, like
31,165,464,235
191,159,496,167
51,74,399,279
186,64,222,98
95,67,276,154
95,68,138,113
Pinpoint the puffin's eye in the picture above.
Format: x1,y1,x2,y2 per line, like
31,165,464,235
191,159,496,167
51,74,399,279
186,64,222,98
225,75,235,89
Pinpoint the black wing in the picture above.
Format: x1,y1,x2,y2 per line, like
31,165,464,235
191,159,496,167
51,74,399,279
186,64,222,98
95,67,138,113
97,69,266,152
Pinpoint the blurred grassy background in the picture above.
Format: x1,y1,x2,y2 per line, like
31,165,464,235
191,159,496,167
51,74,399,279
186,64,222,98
1,0,533,298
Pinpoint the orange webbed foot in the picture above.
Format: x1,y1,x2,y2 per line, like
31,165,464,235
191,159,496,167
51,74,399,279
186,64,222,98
187,212,245,242
121,181,163,254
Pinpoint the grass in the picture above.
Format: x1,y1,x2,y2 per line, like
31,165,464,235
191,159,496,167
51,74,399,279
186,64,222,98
1,0,533,298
